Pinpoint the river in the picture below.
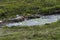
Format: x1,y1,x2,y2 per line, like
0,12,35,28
6,14,60,27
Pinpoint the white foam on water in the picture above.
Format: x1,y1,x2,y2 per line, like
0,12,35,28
6,15,60,27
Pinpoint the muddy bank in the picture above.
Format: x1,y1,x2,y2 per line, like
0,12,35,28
2,14,41,23
40,9,60,15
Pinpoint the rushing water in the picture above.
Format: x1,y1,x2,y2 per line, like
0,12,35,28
6,15,60,27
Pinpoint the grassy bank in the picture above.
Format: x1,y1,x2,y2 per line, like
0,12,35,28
0,20,59,40
0,0,60,19
0,0,60,40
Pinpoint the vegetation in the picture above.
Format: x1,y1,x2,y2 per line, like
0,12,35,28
0,0,60,40
0,0,60,19
0,20,59,40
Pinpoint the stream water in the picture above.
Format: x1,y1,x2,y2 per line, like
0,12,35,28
6,15,60,27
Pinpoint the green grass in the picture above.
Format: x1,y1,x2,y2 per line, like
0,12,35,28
0,0,60,19
0,0,60,40
0,20,60,40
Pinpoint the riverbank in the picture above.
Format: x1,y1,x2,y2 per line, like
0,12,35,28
0,0,60,40
0,20,60,40
0,0,60,19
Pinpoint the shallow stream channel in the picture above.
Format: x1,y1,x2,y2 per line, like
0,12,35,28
6,14,60,27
